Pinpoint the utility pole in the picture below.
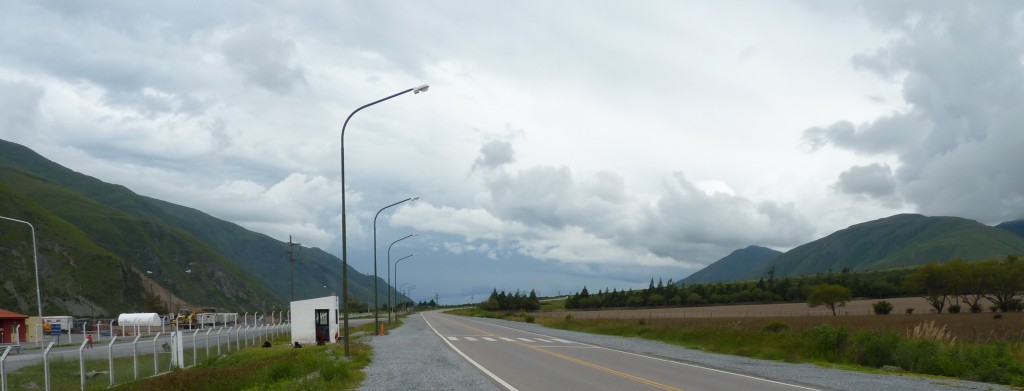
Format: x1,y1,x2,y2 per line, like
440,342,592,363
286,236,301,302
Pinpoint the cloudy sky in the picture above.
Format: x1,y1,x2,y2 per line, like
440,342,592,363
2,1,1023,304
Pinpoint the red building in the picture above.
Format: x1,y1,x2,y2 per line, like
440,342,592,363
0,308,28,344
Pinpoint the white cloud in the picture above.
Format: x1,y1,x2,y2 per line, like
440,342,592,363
807,1,1024,224
12,0,1001,303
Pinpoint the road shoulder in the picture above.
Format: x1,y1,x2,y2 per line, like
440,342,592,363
358,312,501,391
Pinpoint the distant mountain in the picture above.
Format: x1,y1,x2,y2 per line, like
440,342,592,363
761,214,1024,278
997,219,1024,238
680,245,780,284
678,214,1024,284
0,139,397,316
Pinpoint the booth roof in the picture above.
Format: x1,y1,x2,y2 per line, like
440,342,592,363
0,309,29,319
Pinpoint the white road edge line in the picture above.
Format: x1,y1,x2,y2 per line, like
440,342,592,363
422,314,520,391
461,315,822,391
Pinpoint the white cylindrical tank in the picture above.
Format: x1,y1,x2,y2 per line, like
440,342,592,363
117,313,162,327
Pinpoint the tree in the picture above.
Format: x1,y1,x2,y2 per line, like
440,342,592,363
903,263,951,313
807,284,852,316
981,256,1024,312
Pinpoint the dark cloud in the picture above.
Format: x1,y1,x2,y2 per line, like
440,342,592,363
627,172,814,262
805,1,1024,223
0,80,44,138
835,163,896,198
222,28,307,94
472,140,515,171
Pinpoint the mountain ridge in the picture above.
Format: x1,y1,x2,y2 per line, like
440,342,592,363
0,139,396,316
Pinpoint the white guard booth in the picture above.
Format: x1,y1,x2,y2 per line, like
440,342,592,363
290,295,339,345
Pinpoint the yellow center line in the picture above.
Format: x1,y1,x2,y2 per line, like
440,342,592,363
453,319,684,391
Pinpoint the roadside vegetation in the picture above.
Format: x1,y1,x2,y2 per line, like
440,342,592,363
540,313,1024,386
456,257,1024,386
564,256,1024,312
5,322,383,390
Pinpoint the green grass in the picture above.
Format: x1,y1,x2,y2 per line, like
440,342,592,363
3,330,376,391
537,317,1024,386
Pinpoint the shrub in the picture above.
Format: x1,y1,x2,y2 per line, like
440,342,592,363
564,313,575,322
905,308,914,315
808,325,849,361
872,301,894,315
948,305,961,314
850,331,900,368
524,315,535,323
763,321,789,333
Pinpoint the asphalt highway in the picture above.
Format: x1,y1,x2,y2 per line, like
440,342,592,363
422,312,819,391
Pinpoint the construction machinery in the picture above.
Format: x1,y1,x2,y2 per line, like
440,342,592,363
173,309,198,329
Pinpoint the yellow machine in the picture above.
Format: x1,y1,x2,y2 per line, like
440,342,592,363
173,309,197,329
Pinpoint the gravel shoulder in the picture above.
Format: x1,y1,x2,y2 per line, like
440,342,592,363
358,313,501,391
360,312,1014,391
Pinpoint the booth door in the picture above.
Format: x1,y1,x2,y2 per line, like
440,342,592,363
314,309,329,343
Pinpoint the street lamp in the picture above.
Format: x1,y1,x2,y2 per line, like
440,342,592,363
393,253,417,314
339,84,429,356
0,215,43,347
387,233,417,324
372,197,418,334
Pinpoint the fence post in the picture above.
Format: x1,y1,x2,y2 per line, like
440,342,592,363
235,327,240,351
132,334,141,380
2,346,12,391
152,332,162,376
192,330,200,367
205,328,212,361
216,328,224,356
77,338,88,391
107,336,117,387
42,341,54,391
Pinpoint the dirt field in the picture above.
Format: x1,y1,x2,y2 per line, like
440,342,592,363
536,297,935,318
534,297,1024,343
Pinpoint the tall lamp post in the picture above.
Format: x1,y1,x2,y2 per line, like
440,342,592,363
339,84,429,356
387,233,417,324
393,254,416,314
372,197,418,334
1,215,44,347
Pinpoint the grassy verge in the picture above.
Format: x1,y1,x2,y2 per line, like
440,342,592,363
5,324,385,390
537,315,1024,386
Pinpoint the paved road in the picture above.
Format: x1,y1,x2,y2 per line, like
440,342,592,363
421,312,817,391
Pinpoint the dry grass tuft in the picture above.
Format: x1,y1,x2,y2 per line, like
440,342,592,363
908,320,957,345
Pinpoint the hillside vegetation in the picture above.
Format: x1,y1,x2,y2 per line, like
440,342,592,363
0,139,397,316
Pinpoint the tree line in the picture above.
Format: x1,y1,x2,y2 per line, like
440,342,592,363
478,289,541,311
563,255,1024,313
904,255,1024,313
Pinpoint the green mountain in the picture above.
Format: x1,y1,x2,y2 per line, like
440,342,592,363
680,245,780,284
761,214,1024,278
997,219,1024,238
0,139,396,316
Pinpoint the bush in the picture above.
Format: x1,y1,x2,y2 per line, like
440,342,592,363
763,321,789,333
872,301,894,315
905,308,915,315
948,305,961,314
807,325,849,361
524,315,535,323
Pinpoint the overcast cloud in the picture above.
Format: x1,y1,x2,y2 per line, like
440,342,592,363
2,1,1021,303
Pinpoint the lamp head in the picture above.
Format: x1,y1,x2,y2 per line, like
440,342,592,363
410,196,420,202
413,84,429,94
